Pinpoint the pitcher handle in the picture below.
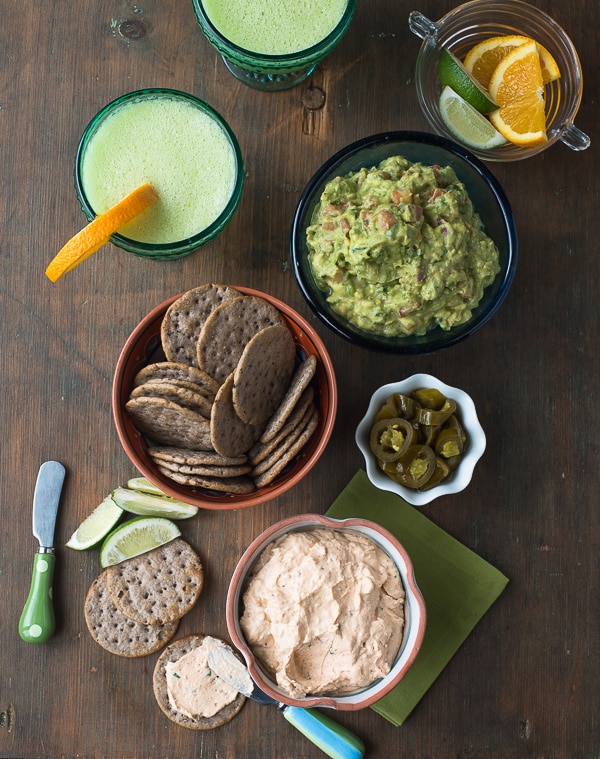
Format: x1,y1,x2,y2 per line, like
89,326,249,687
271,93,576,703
558,123,591,152
408,11,439,41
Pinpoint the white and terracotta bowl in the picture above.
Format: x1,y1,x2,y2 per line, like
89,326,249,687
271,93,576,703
226,513,426,710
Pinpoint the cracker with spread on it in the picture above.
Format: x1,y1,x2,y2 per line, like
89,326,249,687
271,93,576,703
153,634,246,730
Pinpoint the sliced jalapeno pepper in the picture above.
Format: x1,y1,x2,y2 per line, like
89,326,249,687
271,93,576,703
415,398,457,427
412,387,447,410
394,444,436,489
419,456,452,491
434,426,464,459
369,418,416,462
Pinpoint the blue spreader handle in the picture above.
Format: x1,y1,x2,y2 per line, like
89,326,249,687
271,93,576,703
282,705,365,759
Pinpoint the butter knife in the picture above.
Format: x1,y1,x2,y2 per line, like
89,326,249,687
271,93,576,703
19,461,66,644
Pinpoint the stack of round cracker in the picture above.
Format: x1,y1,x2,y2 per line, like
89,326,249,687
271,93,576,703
84,538,204,657
125,284,319,496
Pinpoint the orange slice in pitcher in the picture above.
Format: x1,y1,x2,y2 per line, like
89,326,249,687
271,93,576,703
45,182,159,282
464,34,560,89
487,40,548,146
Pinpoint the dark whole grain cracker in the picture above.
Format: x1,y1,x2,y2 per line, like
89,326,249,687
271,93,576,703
130,381,213,418
210,373,261,457
125,396,213,449
106,538,204,626
147,446,248,467
252,408,320,489
132,361,220,396
260,354,318,443
84,571,179,658
161,284,241,367
157,466,256,494
153,634,246,730
197,295,285,384
151,456,252,478
251,403,316,476
232,323,296,426
248,387,315,466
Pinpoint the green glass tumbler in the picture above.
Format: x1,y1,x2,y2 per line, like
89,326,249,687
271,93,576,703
75,88,244,259
191,0,356,91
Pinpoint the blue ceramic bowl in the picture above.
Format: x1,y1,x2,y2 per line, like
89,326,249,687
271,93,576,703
290,131,517,354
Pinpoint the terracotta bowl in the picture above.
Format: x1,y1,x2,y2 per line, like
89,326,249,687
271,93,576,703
226,513,426,710
112,287,337,509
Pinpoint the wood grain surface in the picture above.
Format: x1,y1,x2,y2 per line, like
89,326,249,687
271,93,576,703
0,0,598,757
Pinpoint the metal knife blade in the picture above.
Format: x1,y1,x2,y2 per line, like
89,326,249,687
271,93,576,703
208,646,365,759
19,461,66,644
32,461,66,549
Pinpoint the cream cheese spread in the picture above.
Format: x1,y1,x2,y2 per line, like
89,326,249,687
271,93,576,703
165,636,240,718
240,528,405,698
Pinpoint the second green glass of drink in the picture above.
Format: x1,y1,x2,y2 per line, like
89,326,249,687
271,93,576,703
192,0,356,91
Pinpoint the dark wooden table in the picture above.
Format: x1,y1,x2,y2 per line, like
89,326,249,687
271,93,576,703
1,0,598,757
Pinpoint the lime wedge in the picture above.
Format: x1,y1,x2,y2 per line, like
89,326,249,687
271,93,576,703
126,477,169,497
65,495,124,551
438,48,497,113
439,86,508,150
111,486,198,519
99,516,181,567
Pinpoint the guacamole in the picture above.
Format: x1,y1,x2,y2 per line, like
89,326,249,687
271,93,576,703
306,156,500,337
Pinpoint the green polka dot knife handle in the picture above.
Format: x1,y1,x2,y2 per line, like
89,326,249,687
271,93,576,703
19,551,57,643
19,461,66,644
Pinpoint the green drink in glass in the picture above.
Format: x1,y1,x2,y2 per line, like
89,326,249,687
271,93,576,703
192,0,356,91
75,89,243,259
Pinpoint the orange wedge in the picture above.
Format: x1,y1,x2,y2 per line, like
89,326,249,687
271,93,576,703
464,34,561,89
46,182,158,282
487,40,548,147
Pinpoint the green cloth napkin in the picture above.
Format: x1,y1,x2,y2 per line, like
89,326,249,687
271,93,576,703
325,470,509,726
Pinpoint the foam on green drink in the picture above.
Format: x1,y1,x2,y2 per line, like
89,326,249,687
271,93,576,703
202,0,348,55
80,96,237,244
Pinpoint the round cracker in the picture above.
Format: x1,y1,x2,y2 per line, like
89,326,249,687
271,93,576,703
253,408,320,488
106,538,204,626
132,361,220,395
130,381,213,418
157,466,256,494
197,295,285,384
161,284,241,367
260,354,317,443
248,386,315,465
147,446,248,467
84,571,179,657
152,456,252,477
125,396,213,449
232,323,296,426
153,634,246,730
210,373,261,457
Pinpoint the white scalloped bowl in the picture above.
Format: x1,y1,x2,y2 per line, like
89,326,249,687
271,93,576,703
356,373,486,506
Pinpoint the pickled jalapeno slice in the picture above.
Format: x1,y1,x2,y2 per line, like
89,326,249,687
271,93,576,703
370,417,416,462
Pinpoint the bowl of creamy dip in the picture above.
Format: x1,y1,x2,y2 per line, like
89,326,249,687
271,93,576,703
291,131,517,353
226,513,426,710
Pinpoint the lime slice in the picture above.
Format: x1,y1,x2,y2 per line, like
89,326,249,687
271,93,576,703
126,476,171,497
439,86,508,150
111,486,199,519
65,495,124,551
99,516,181,567
438,48,497,113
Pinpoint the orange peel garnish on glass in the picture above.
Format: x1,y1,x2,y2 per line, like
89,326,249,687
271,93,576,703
45,182,159,282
